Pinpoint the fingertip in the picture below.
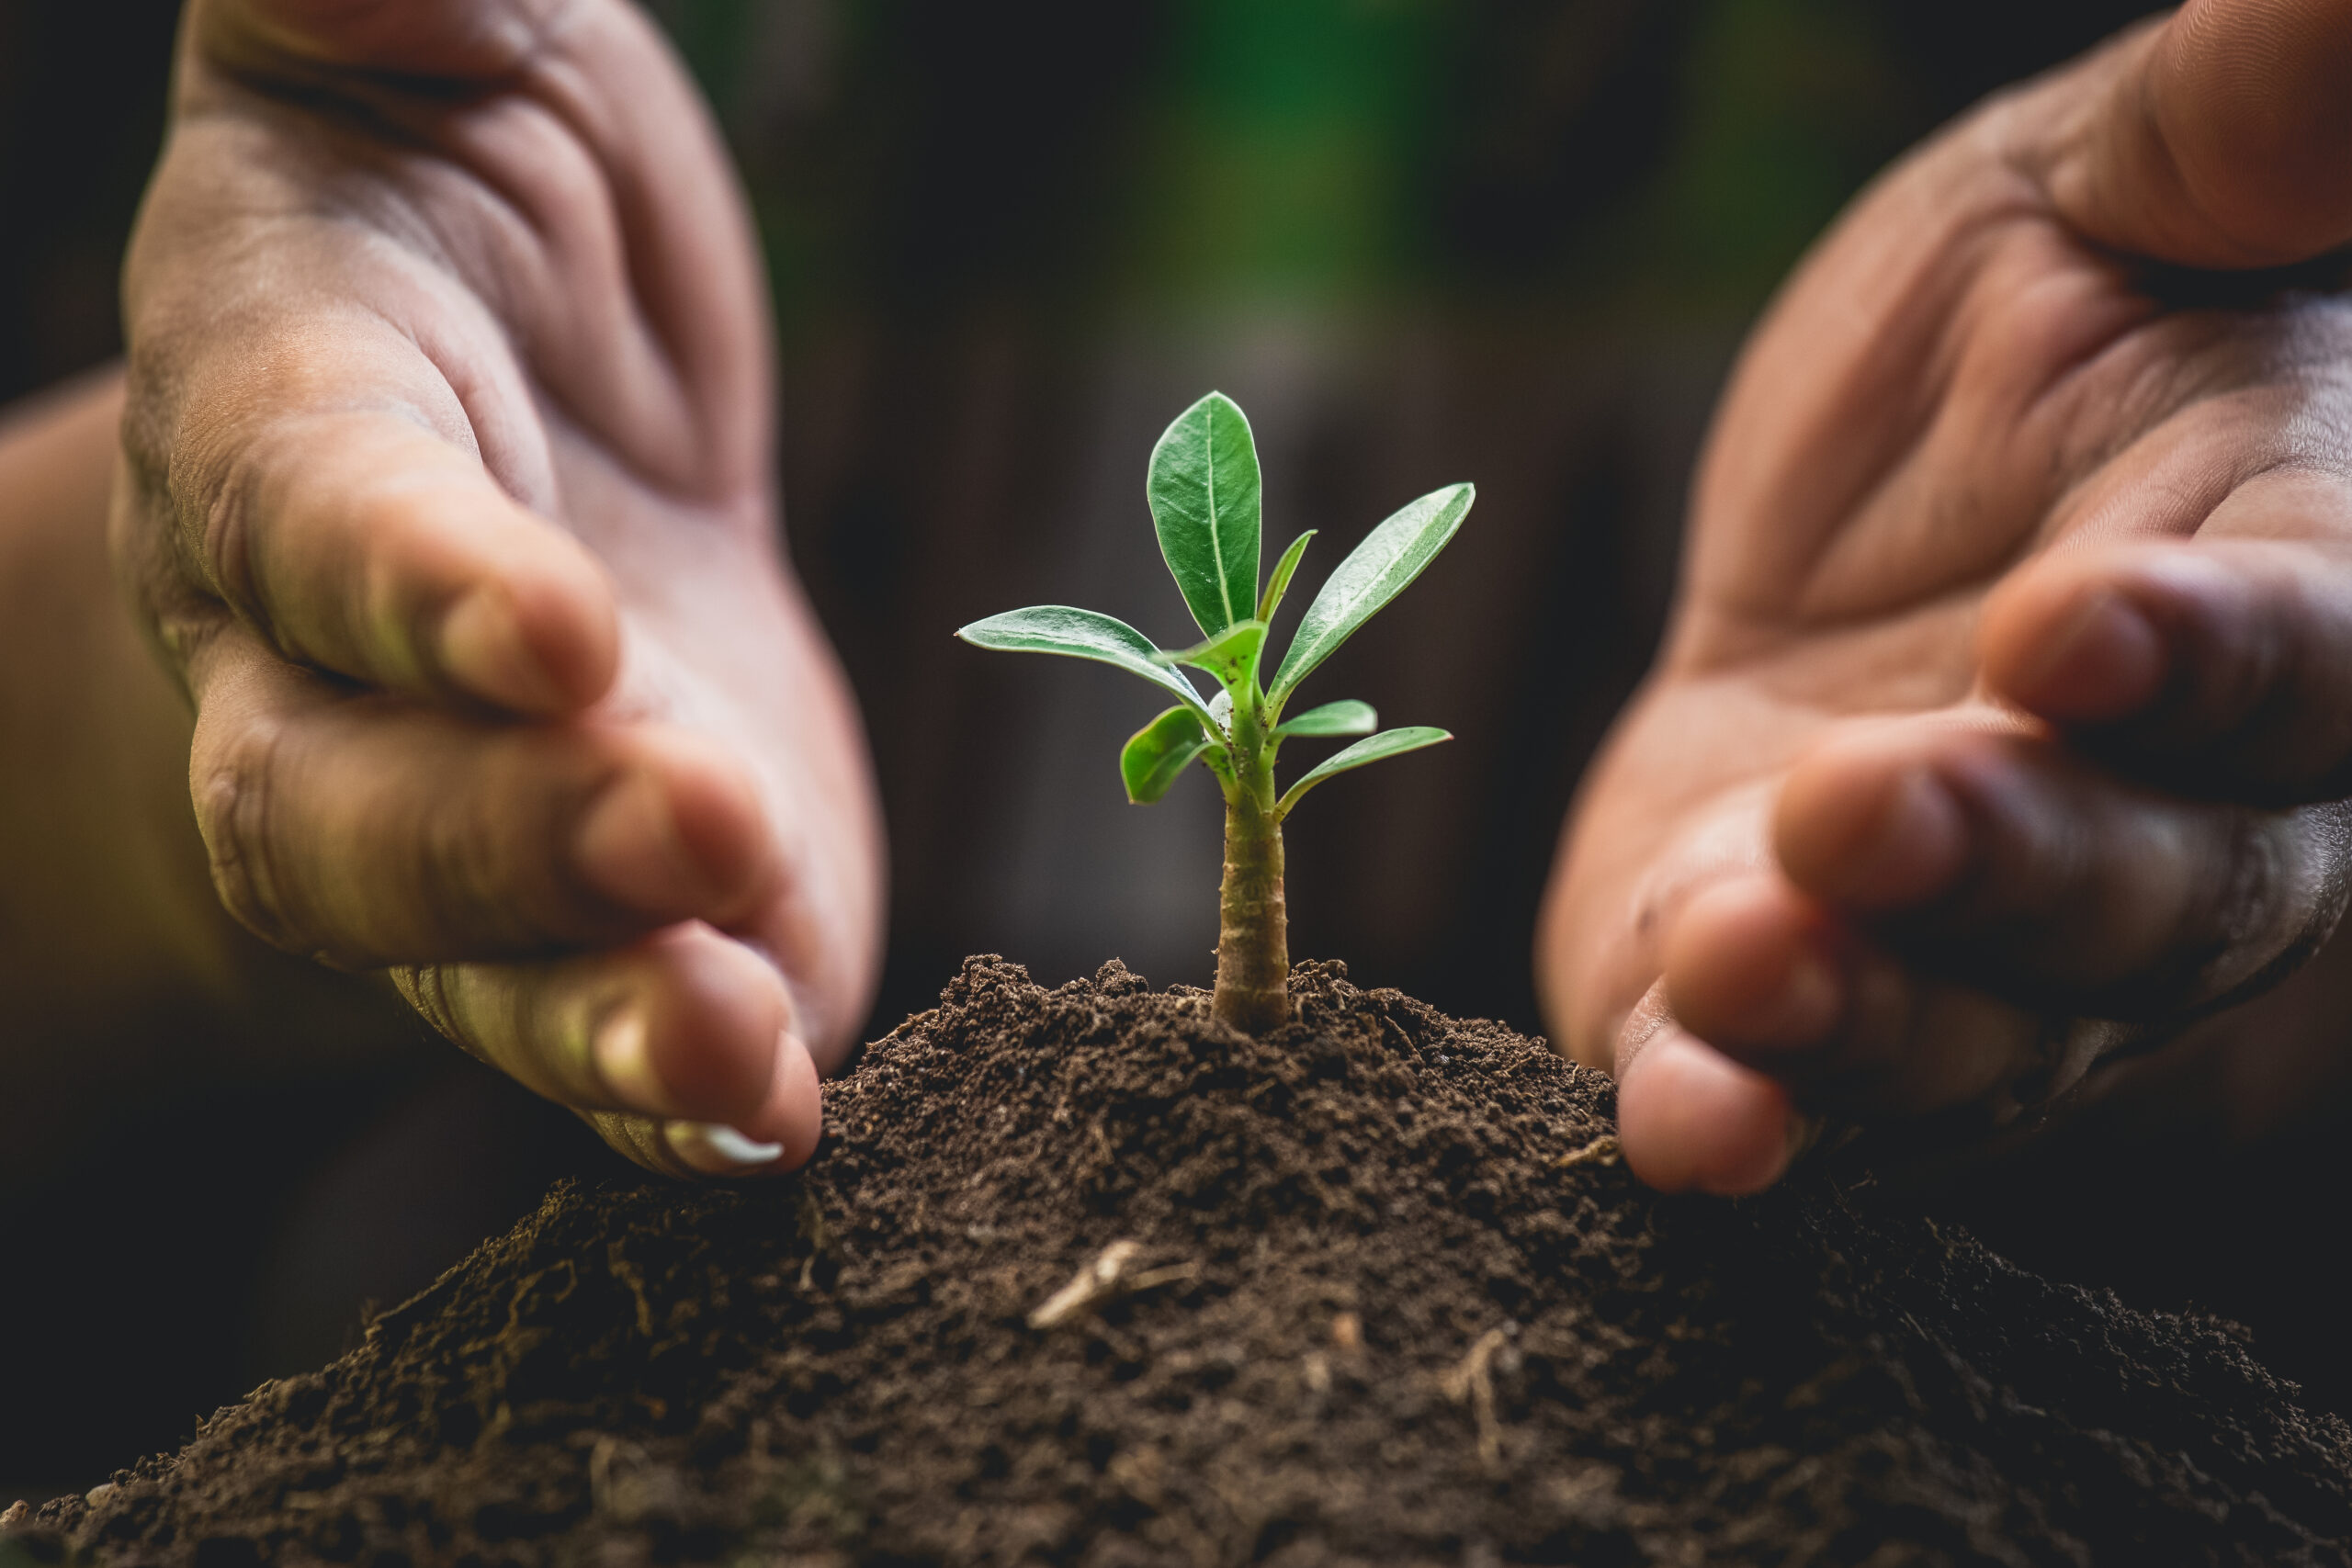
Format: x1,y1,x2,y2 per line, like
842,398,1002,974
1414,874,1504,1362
1618,1032,1798,1196
435,546,620,714
703,1031,825,1174
1982,575,2166,725
647,1015,822,1181
2145,0,2352,265
2052,2,2352,266
658,738,779,905
1663,877,1844,1050
769,1032,827,1170
1777,738,1968,910
626,929,789,1121
573,737,775,922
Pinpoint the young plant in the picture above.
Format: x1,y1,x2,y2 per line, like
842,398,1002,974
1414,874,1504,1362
958,392,1473,1032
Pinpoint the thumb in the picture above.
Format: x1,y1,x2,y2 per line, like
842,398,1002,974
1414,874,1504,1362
193,0,574,79
2048,0,2352,268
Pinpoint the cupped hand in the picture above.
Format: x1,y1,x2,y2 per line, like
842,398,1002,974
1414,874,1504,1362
115,0,885,1176
1539,0,2352,1193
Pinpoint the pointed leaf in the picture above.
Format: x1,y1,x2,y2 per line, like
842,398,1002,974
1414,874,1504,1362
1276,727,1451,818
1148,391,1262,637
1122,706,1214,805
1157,618,1266,692
957,606,1210,720
1256,530,1315,623
1274,699,1376,739
1269,483,1474,705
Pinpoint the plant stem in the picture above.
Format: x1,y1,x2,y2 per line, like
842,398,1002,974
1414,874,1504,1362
1213,752,1289,1032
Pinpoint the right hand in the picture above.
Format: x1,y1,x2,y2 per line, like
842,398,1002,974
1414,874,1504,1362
1539,0,2352,1193
114,0,887,1176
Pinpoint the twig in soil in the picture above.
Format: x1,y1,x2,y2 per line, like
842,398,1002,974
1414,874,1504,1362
1555,1134,1620,1170
1443,1326,1512,1470
794,1186,841,1292
1027,1240,1199,1329
1129,1262,1203,1297
1029,1239,1142,1328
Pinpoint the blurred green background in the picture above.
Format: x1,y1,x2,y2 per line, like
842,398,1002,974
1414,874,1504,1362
3,0,2185,1494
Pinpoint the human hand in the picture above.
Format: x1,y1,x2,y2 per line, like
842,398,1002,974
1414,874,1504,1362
114,0,885,1176
1538,0,2352,1192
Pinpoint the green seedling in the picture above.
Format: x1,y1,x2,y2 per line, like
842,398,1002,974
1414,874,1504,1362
958,391,1473,1032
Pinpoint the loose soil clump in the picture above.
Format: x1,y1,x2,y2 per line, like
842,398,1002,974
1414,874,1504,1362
12,957,2352,1565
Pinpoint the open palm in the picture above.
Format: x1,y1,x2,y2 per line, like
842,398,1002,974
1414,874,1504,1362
1542,8,2352,1192
116,0,884,1175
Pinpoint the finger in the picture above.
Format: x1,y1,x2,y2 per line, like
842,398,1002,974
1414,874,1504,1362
584,1032,825,1179
391,923,792,1123
1984,536,2352,802
1770,721,2352,1015
1664,874,2066,1116
2045,0,2352,266
231,408,619,715
126,313,622,715
1614,1021,1799,1196
188,623,778,966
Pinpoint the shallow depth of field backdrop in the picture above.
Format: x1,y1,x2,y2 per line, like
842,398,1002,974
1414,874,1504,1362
20,0,2346,1500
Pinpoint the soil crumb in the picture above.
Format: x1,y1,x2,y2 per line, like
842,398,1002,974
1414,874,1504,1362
14,957,2352,1566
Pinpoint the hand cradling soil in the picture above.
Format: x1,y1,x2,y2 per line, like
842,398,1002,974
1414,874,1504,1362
12,957,2352,1566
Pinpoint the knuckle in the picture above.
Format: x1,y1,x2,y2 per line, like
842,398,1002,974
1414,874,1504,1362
390,964,474,1054
2208,813,2288,955
2177,806,2346,1010
193,719,301,952
402,750,603,956
393,962,545,1085
414,785,541,950
184,433,272,618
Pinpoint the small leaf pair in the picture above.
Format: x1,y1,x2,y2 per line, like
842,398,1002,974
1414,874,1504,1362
957,391,1470,818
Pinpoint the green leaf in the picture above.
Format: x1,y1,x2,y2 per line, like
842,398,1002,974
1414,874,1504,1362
1256,531,1315,623
1157,618,1267,692
957,606,1211,721
1276,726,1451,818
1148,392,1262,638
1268,483,1474,706
1273,699,1376,739
1121,706,1214,805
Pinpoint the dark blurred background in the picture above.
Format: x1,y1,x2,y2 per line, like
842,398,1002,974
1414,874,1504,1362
24,0,2314,1497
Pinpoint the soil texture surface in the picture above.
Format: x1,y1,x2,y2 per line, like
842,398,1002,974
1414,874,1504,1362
10,956,2352,1566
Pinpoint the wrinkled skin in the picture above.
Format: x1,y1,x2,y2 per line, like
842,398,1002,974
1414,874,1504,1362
112,0,886,1175
1540,0,2352,1193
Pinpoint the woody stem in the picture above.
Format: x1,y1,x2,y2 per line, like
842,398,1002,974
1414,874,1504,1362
1212,733,1288,1032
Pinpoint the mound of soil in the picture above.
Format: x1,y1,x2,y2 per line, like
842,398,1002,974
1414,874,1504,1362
11,957,2352,1566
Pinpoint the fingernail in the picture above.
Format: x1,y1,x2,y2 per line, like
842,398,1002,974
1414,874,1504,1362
1841,767,1966,908
2008,588,2162,719
665,1120,786,1175
592,1008,676,1114
575,771,720,915
438,587,564,711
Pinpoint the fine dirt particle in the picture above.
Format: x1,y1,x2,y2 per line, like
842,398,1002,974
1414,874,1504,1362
15,956,2352,1565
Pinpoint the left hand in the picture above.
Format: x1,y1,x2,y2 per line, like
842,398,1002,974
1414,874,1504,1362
112,0,887,1176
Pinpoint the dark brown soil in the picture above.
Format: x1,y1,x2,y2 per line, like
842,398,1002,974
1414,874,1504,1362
11,956,2352,1566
